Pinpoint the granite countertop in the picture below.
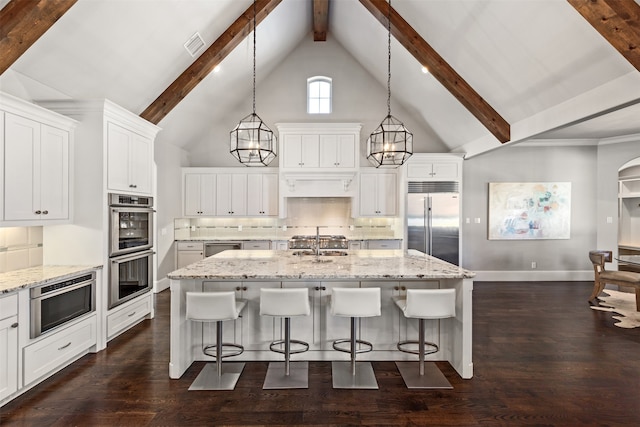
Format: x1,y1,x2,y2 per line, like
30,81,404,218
0,265,103,294
175,238,402,242
168,249,474,281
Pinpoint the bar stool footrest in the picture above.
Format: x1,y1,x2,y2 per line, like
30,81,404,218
203,343,244,360
397,340,438,356
269,339,309,355
332,338,373,354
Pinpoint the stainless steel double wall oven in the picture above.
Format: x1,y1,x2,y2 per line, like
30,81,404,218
109,193,154,309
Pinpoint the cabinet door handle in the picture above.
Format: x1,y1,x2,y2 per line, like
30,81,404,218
11,322,18,328
236,286,242,291
42,210,48,215
321,286,326,291
242,287,247,291
129,184,137,188
128,311,137,317
35,210,42,215
58,342,72,351
314,286,320,291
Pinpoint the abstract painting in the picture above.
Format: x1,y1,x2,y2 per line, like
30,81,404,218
488,182,571,240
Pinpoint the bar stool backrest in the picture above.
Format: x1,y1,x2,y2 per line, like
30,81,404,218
331,287,381,317
186,291,242,322
405,289,456,319
260,288,310,317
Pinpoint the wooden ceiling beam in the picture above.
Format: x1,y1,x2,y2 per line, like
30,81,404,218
359,0,510,143
567,0,640,72
140,0,282,125
0,0,77,75
313,0,329,41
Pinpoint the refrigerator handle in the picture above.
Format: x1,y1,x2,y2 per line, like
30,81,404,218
426,196,432,256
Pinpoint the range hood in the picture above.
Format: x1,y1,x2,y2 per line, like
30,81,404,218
281,171,357,198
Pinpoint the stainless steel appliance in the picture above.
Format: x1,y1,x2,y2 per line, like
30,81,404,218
288,235,348,256
30,272,96,338
109,193,154,257
204,242,241,257
407,181,460,265
110,249,154,309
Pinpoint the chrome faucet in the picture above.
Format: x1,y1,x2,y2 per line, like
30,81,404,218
315,226,320,256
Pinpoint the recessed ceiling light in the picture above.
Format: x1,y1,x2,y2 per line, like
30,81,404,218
421,66,429,74
213,65,221,73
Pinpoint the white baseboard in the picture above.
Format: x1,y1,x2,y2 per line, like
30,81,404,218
154,277,170,293
473,270,593,282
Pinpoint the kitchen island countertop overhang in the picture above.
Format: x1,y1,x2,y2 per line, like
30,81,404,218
168,250,474,380
167,249,475,281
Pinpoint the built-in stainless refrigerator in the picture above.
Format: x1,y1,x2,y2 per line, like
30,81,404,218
407,182,460,265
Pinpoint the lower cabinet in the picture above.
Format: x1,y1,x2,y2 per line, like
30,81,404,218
0,294,18,403
107,294,152,341
176,242,204,269
23,314,97,387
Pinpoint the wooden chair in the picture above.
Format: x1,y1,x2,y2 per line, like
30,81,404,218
588,250,640,311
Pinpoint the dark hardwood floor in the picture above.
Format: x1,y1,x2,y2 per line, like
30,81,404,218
2,281,640,426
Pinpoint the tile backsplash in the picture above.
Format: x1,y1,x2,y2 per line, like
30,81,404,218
0,226,43,273
175,197,402,241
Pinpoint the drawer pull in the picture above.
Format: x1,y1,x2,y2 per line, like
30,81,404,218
58,342,72,351
128,311,137,317
11,322,18,328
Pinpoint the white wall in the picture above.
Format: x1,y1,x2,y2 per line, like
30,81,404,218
462,143,598,280
154,140,189,289
186,34,448,167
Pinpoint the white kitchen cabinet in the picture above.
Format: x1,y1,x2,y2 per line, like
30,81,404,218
107,122,153,195
360,281,400,351
405,154,462,181
282,134,320,169
184,173,216,216
216,173,247,216
281,281,356,352
106,294,151,341
0,294,18,403
23,314,97,386
319,134,356,168
176,242,204,269
242,241,271,250
2,107,72,224
278,123,361,171
247,173,278,216
366,239,402,249
359,171,398,217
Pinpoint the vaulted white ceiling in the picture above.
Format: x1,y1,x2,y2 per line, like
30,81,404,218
2,0,639,159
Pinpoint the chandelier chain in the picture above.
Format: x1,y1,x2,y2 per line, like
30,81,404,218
252,0,256,115
387,0,391,117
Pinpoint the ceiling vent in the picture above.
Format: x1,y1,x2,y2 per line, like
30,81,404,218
184,32,206,57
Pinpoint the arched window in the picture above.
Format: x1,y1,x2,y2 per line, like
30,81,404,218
307,76,332,114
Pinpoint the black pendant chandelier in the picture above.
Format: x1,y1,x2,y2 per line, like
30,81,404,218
366,0,412,168
230,0,276,166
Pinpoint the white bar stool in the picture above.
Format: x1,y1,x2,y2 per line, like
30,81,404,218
259,287,311,389
330,287,381,389
393,288,456,389
186,291,247,390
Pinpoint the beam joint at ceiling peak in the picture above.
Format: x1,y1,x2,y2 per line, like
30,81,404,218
358,0,511,143
313,0,329,41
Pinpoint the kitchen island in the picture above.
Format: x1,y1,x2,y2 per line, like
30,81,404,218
168,250,475,380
